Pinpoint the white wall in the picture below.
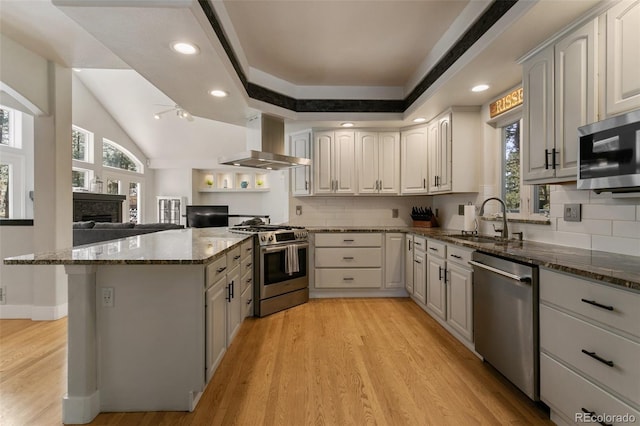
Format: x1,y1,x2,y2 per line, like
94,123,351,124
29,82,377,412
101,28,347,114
72,75,156,223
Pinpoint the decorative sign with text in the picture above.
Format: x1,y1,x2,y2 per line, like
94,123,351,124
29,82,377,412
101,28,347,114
490,87,523,118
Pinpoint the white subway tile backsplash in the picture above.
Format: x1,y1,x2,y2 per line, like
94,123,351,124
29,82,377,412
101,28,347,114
551,188,590,204
612,221,640,239
557,219,611,236
582,204,636,221
592,235,640,256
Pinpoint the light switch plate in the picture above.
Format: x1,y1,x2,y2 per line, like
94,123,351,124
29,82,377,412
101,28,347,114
564,204,581,222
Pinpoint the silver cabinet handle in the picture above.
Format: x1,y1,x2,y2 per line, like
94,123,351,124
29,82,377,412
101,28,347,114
468,260,531,282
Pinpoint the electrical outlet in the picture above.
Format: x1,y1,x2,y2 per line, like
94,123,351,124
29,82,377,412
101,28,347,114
391,208,399,218
564,203,581,222
458,204,465,215
0,287,6,305
295,205,302,216
102,287,114,308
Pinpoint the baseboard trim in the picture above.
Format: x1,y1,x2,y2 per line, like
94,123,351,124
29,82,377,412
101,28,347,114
310,288,409,299
0,303,68,320
63,390,100,425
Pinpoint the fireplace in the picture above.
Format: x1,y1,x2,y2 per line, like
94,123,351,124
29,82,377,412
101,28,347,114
73,192,126,223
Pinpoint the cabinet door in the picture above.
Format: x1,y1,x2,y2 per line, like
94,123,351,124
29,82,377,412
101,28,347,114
437,114,452,191
426,255,446,321
385,233,404,289
554,19,598,179
291,131,312,196
446,263,473,342
413,250,427,303
226,266,242,343
523,45,555,182
356,131,379,194
405,235,414,294
400,127,428,194
378,132,400,194
427,122,440,192
205,277,227,382
606,0,640,116
314,131,334,194
334,131,356,194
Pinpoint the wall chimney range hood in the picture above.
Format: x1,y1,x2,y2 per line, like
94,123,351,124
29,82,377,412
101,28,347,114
218,114,311,170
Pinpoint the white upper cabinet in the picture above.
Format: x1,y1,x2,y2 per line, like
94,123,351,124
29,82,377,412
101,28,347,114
400,126,429,194
605,0,640,116
356,131,400,194
428,112,453,193
313,130,356,195
522,19,597,183
290,130,312,196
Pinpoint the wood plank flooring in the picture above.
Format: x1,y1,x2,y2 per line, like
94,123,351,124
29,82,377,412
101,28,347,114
0,298,551,425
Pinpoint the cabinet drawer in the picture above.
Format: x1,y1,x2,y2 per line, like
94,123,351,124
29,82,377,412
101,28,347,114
241,256,253,277
315,233,382,247
541,353,640,425
315,268,382,289
206,255,227,288
240,269,253,294
447,245,473,267
227,246,242,269
540,304,640,405
241,285,253,318
540,268,640,338
315,247,382,268
426,239,446,258
241,239,253,260
413,236,426,251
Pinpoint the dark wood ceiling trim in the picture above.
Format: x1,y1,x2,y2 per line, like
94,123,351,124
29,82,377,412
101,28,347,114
199,0,518,114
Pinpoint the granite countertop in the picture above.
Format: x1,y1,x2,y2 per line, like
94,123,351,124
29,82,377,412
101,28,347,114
305,226,640,292
3,228,252,265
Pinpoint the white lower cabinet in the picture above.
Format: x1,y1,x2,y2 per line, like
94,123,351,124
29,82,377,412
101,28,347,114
385,233,404,289
540,268,640,424
405,234,414,295
204,239,253,384
426,253,446,320
446,261,473,342
412,236,427,304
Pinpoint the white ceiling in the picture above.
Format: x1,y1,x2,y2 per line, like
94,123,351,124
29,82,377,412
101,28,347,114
0,0,604,163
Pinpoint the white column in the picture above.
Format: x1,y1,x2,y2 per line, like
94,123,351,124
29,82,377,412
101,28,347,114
62,265,100,424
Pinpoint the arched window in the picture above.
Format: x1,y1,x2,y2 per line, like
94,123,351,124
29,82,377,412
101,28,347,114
102,139,143,173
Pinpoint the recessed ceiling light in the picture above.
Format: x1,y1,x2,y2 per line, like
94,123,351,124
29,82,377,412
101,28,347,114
233,163,240,166
471,84,490,92
171,42,199,55
341,122,355,128
209,90,228,98
266,167,273,170
153,114,161,120
72,68,82,72
413,117,426,123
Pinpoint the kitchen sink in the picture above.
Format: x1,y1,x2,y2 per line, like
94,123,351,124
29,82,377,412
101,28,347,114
449,234,513,245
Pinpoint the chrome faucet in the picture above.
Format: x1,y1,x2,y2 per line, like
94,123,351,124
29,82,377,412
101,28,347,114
479,197,508,239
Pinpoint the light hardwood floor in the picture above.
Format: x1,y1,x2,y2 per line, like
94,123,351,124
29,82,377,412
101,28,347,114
0,298,551,425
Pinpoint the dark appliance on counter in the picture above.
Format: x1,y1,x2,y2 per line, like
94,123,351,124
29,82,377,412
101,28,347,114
186,205,229,228
578,109,640,193
230,224,309,317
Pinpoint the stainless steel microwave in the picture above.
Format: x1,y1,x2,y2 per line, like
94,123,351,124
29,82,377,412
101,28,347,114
577,109,640,193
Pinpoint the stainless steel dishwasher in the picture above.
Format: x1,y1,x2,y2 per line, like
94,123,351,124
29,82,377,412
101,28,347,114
469,251,539,401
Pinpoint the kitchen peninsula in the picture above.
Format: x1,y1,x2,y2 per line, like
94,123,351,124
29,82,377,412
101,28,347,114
4,228,252,424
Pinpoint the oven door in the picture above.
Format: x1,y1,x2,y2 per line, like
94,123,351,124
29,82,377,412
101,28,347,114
260,243,309,299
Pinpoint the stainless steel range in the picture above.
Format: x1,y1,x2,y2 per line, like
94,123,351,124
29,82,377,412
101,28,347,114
230,224,309,317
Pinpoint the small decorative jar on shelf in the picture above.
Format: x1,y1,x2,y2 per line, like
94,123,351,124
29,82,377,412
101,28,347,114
240,181,248,189
205,174,214,188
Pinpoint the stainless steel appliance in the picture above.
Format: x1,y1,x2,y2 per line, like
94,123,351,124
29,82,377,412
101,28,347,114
578,109,640,193
230,224,309,317
469,251,539,401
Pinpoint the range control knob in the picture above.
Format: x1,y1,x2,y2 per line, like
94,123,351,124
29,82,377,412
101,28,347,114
268,235,274,241
260,235,266,242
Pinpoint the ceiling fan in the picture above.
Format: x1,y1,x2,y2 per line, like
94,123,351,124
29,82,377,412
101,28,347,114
153,104,194,122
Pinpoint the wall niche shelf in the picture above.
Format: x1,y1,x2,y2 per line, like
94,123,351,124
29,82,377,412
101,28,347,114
197,169,270,193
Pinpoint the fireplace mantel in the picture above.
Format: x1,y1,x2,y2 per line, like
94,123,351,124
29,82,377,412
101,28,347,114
73,192,126,222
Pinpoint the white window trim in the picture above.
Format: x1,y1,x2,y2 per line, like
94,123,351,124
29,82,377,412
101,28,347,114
103,171,143,223
71,125,94,164
72,167,94,192
0,152,26,218
0,105,22,149
102,138,144,174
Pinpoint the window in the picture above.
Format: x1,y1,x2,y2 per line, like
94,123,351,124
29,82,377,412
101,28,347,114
106,178,120,195
1,107,14,146
128,182,140,223
501,121,520,213
72,126,93,163
0,163,9,218
72,168,92,191
102,139,143,173
500,118,550,218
